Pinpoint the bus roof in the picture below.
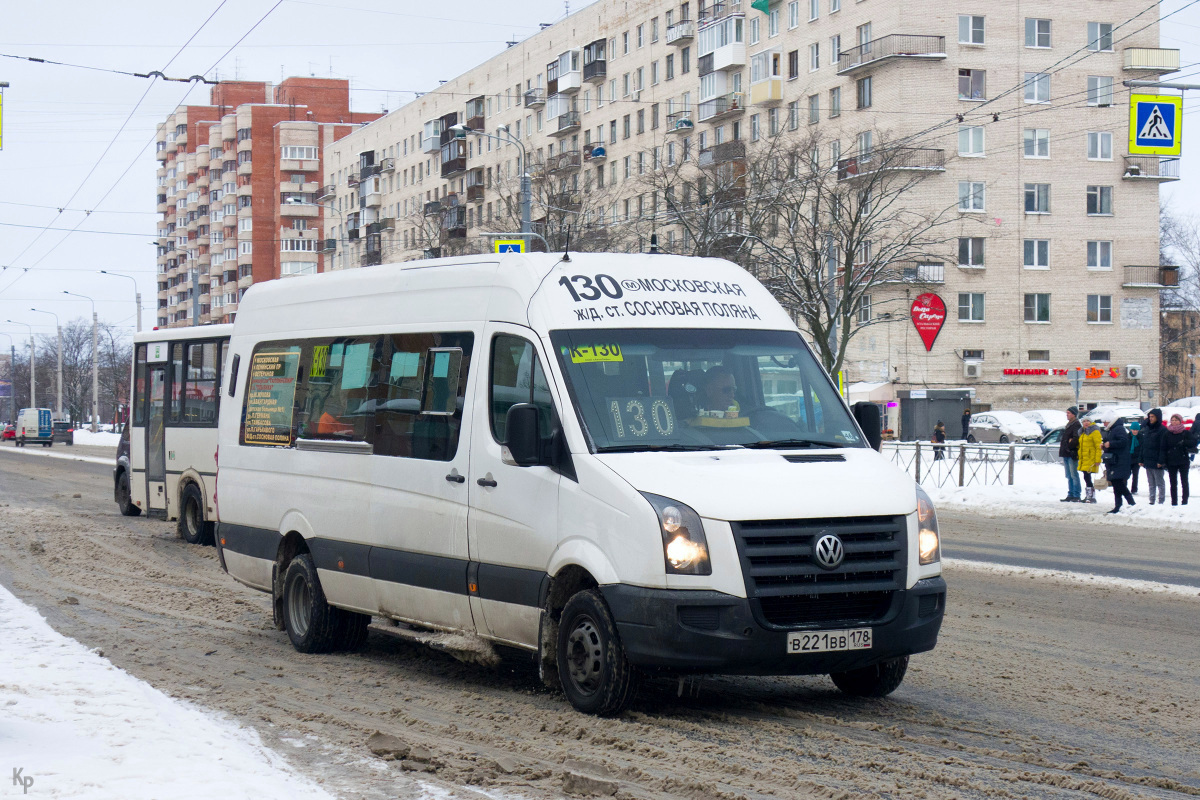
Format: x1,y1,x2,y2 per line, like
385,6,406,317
134,323,233,345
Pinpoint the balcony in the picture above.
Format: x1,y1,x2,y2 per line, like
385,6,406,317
524,88,546,107
549,150,582,173
280,203,319,217
583,143,607,163
698,140,746,167
553,112,581,135
583,59,607,83
1123,155,1180,181
548,191,582,211
837,34,947,76
440,140,467,178
898,263,945,284
380,157,395,173
697,92,745,122
424,200,443,216
466,168,485,202
750,77,782,106
836,147,946,180
317,184,336,201
442,206,467,239
360,251,383,267
666,109,694,133
666,20,695,44
347,174,361,188
1123,265,1179,288
1123,47,1180,73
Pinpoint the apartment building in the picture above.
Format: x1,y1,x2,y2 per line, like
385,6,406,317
153,79,379,328
1160,306,1200,402
321,0,1180,409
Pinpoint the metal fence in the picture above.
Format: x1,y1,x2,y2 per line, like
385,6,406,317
883,441,1016,487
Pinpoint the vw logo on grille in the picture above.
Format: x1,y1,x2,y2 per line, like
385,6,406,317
814,534,845,570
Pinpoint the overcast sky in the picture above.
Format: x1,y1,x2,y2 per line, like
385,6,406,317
0,0,1196,342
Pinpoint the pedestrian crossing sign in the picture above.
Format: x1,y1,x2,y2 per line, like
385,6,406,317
1129,94,1182,155
494,239,525,253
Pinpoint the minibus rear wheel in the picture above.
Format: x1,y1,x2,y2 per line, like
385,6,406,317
556,589,636,716
178,484,214,546
830,656,908,698
281,553,342,654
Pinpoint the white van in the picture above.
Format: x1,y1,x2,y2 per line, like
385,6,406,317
16,408,54,447
215,253,945,714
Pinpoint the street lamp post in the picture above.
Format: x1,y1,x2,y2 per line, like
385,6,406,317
0,332,14,423
29,308,62,420
99,270,142,332
449,123,531,247
5,320,35,409
63,291,99,433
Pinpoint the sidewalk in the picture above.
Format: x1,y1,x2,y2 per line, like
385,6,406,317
0,584,336,799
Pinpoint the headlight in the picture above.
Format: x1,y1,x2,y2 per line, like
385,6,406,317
641,493,711,575
916,484,941,565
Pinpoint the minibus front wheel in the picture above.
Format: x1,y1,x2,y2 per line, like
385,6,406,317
830,656,909,698
557,589,637,716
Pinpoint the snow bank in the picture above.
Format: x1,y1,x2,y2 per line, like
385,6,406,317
926,460,1200,531
0,584,335,800
71,429,122,447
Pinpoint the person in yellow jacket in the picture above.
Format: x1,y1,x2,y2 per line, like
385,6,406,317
1077,418,1103,504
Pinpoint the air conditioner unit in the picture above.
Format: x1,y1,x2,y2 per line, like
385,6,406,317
1126,364,1144,380
963,362,982,379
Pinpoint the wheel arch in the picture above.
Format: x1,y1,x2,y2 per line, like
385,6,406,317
271,520,313,631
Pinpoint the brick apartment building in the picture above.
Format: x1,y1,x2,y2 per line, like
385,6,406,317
1160,305,1200,403
153,79,379,328
318,0,1178,410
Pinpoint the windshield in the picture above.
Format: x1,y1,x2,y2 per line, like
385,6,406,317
550,328,864,452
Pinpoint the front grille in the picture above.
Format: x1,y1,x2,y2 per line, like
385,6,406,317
678,605,722,630
731,515,906,628
782,453,846,463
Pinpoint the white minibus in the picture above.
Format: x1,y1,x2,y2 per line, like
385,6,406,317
215,253,944,714
115,324,231,545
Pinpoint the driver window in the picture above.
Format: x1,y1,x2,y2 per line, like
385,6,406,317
491,335,555,443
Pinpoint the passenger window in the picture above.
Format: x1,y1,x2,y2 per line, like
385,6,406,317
491,335,555,443
182,341,221,425
168,343,185,423
374,332,473,461
295,337,383,442
133,345,147,426
241,344,303,447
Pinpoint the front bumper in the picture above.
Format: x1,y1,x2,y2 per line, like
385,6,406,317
600,576,946,675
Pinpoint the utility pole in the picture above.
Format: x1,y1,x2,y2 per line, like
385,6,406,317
29,309,62,419
6,320,34,408
64,292,99,432
99,270,142,332
0,333,13,422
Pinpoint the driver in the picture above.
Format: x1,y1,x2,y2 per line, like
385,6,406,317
700,366,740,416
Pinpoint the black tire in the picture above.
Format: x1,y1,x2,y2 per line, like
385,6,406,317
334,610,371,652
45,440,52,447
998,434,1009,444
116,470,141,517
830,656,909,698
177,483,214,546
966,435,976,444
17,437,24,447
281,553,342,654
556,589,637,716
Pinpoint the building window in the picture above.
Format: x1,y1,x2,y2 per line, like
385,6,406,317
958,69,986,101
1023,128,1049,158
1090,350,1111,362
958,292,985,322
637,24,644,47
856,76,872,108
958,125,985,156
682,47,690,73
1087,240,1113,269
281,146,318,160
239,218,253,232
1087,22,1114,51
809,0,818,21
830,0,840,12
1087,76,1114,106
810,43,820,71
1025,18,1051,48
769,8,780,35
651,61,660,85
787,100,800,130
1087,131,1113,160
239,241,253,255
1087,294,1113,323
1023,239,1050,268
959,237,984,267
1024,72,1050,103
788,0,799,28
750,17,760,45
751,114,761,141
856,130,872,156
768,107,779,135
830,35,841,66
666,54,675,79
857,295,872,324
1028,350,1050,362
1024,183,1050,214
1024,293,1051,323
1087,185,1113,215
788,50,799,79
958,15,985,44
829,86,841,117
808,95,820,124
958,181,985,212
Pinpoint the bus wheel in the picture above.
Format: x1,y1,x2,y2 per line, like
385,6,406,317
556,589,637,716
830,656,908,698
281,553,341,654
116,471,141,517
177,484,214,545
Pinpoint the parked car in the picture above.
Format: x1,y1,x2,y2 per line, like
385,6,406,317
1154,405,1197,430
1019,426,1064,462
968,411,1043,443
1022,409,1069,433
51,421,74,445
1081,405,1145,425
2,424,14,441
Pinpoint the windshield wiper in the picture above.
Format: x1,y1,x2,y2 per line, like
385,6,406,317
741,438,836,449
598,443,743,453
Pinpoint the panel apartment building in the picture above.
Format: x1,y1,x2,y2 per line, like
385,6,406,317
321,0,1179,409
153,79,379,329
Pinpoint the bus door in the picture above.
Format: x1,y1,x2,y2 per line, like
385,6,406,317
145,363,168,512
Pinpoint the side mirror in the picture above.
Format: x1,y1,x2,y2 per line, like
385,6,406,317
852,402,882,451
504,403,542,466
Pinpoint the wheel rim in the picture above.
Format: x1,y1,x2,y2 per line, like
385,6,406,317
565,615,604,696
185,496,202,537
118,474,129,504
286,572,311,637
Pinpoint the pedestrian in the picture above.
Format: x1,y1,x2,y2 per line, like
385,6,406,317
1140,408,1167,505
1162,413,1196,506
961,408,972,441
1059,406,1083,502
1077,418,1102,503
932,420,946,461
1128,420,1142,494
1101,413,1136,513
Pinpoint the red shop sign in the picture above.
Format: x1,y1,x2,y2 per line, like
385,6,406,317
910,293,946,352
